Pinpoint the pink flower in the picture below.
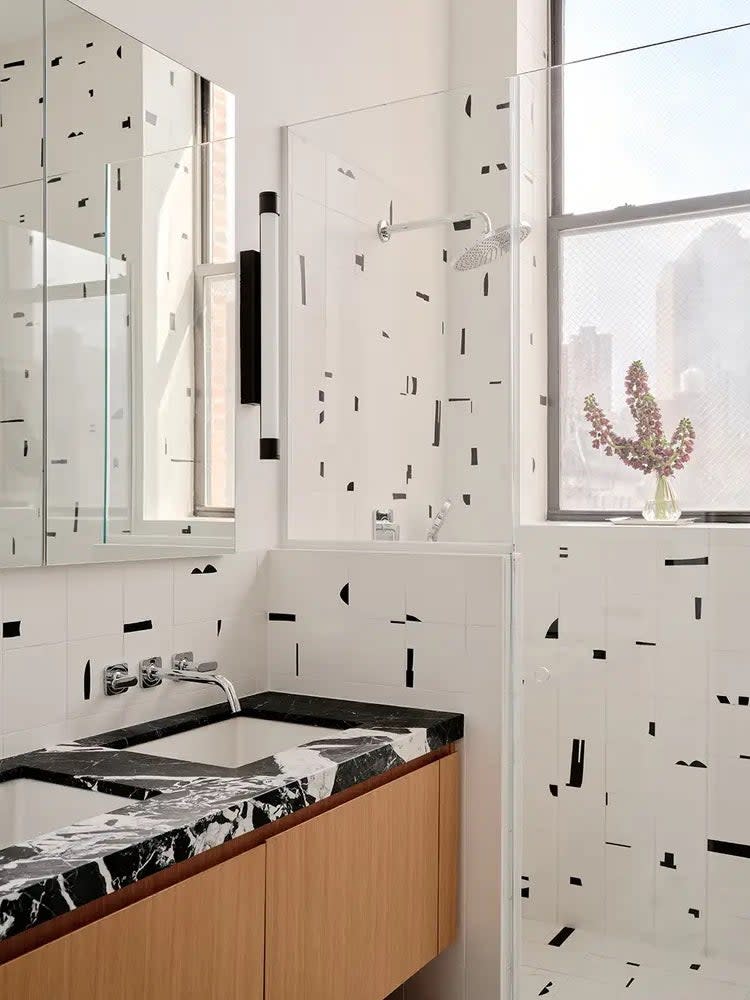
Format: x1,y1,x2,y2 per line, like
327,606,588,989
583,361,695,478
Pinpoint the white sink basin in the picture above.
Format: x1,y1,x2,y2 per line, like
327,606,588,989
129,717,340,769
0,779,128,850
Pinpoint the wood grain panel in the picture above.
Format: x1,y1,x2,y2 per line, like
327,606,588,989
438,751,460,952
144,845,266,999
0,845,265,1000
265,761,440,1000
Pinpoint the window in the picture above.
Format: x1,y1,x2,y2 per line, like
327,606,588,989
549,3,750,518
194,81,236,516
554,0,750,63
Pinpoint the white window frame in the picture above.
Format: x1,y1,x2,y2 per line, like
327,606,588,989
547,0,750,522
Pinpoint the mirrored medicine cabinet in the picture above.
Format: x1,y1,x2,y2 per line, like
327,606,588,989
0,0,238,567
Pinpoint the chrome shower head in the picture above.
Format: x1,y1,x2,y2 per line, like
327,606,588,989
376,211,531,271
451,222,531,271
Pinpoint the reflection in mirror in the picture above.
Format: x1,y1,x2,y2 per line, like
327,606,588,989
0,0,45,566
104,140,236,549
44,0,237,563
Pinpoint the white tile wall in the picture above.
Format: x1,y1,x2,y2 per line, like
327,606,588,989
286,84,521,546
2,568,68,649
286,132,449,544
0,552,266,756
268,545,510,1000
3,644,68,734
519,523,750,968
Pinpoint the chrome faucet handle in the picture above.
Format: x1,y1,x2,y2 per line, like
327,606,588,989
172,651,194,671
139,656,163,689
194,660,218,673
104,664,138,696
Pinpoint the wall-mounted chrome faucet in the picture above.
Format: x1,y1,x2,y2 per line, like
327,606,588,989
139,652,241,714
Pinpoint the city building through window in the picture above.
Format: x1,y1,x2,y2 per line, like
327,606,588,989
548,1,750,518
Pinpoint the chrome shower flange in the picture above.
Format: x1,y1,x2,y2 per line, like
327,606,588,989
376,219,391,242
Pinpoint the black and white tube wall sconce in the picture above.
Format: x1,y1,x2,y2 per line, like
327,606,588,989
239,192,280,460
259,191,280,460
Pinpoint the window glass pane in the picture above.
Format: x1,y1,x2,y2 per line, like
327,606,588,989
558,210,750,511
202,272,235,509
562,0,750,61
559,24,750,215
209,87,236,264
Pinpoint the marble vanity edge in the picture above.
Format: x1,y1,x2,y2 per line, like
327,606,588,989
73,691,464,751
0,693,463,946
0,763,160,802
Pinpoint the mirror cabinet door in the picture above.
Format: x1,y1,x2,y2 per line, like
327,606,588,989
0,1,45,567
43,0,236,564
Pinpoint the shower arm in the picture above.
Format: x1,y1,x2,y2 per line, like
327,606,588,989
377,210,492,243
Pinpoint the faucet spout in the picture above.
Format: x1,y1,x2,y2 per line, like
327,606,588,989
165,667,242,713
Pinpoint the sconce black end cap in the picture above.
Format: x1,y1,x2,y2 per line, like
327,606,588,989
260,437,280,460
259,191,279,215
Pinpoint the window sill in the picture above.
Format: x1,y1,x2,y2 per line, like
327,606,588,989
519,518,750,537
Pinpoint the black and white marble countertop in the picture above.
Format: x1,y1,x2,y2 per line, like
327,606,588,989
0,692,463,945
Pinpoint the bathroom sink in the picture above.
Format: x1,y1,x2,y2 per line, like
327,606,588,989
0,778,129,851
128,716,341,769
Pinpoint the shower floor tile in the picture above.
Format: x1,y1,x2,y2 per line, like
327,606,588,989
522,919,750,999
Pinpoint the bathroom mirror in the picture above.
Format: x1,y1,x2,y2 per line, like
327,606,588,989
0,0,46,567
0,0,237,567
44,0,237,564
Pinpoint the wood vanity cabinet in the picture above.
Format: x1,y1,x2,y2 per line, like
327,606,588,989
266,753,459,1000
267,758,441,1000
0,845,266,1000
0,751,459,1000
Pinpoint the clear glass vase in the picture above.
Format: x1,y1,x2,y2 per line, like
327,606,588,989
642,475,682,522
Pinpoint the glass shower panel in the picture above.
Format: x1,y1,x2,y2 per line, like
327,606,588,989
511,24,750,1000
286,88,514,545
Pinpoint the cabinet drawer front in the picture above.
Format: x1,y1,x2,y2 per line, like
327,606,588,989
266,760,441,1000
0,845,266,1000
